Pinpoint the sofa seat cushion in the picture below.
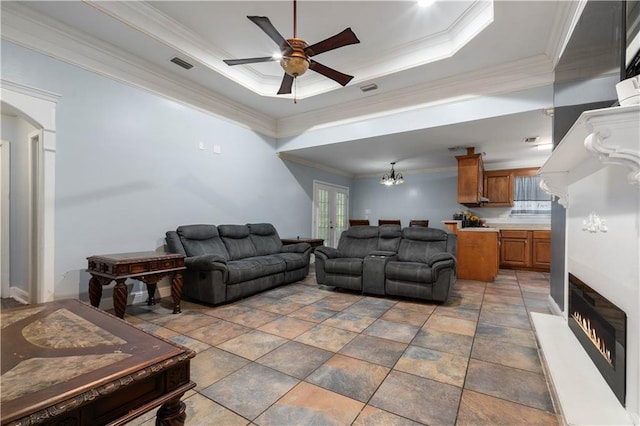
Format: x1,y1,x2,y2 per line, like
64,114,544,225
273,252,308,270
324,258,364,276
385,261,434,283
226,256,286,284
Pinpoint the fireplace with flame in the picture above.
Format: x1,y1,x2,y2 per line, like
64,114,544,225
569,273,627,405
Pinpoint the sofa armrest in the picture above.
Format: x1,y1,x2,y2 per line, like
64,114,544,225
185,254,228,271
281,242,312,254
426,252,456,266
315,246,341,259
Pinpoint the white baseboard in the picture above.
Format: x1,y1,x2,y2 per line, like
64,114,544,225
10,286,30,305
547,294,563,317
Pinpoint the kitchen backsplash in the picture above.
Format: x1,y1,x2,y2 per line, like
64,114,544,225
464,206,551,226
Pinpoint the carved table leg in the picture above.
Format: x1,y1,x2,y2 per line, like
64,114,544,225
156,395,187,426
146,282,157,306
88,275,103,308
113,279,128,319
171,272,183,314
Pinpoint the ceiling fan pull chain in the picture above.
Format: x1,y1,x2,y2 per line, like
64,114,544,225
294,77,298,104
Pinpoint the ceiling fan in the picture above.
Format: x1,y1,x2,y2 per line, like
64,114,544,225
223,0,360,97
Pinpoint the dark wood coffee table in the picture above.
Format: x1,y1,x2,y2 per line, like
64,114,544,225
0,299,196,425
87,251,186,319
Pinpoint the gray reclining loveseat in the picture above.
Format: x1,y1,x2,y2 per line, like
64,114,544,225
315,226,457,303
165,223,312,305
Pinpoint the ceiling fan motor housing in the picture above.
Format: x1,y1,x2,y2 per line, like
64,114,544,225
281,38,309,77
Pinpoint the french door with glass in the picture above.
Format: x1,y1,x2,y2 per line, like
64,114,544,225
313,181,348,248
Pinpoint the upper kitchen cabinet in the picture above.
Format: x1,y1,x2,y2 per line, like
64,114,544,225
483,170,512,206
456,147,486,206
481,167,540,207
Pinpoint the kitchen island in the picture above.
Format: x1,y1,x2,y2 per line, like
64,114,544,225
456,227,500,282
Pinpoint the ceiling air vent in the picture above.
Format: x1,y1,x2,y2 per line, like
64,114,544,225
360,83,378,93
170,57,194,70
523,137,539,144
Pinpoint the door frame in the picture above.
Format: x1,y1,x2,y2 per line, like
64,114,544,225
0,139,10,297
1,80,59,303
312,180,349,247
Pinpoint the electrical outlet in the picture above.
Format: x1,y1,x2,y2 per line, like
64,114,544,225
198,141,205,150
213,145,221,154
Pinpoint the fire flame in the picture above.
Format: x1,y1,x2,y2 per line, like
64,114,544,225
572,311,612,365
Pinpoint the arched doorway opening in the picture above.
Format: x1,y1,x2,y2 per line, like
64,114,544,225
1,80,59,303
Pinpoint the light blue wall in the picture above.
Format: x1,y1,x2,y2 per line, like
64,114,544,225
1,41,349,299
351,169,459,230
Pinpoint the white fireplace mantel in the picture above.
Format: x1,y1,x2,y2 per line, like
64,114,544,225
538,104,640,207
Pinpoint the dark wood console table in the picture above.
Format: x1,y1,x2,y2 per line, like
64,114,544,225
0,299,195,425
87,251,186,319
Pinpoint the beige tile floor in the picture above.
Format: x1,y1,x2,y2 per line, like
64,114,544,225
111,268,561,425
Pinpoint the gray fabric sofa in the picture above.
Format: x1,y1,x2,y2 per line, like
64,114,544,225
315,226,457,303
165,223,312,305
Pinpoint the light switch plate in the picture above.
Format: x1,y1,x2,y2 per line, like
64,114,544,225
213,145,221,154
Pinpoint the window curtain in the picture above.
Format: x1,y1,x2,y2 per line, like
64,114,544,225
512,175,551,215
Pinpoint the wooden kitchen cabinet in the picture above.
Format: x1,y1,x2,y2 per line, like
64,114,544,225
500,230,530,268
532,230,551,268
457,229,499,281
483,170,513,206
500,229,551,271
456,147,485,206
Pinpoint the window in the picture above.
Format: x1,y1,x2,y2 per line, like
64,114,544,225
511,175,551,215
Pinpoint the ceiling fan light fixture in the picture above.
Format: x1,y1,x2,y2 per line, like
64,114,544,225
280,38,309,77
281,56,309,77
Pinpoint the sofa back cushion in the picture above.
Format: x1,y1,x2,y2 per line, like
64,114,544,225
338,226,380,258
219,224,257,260
397,227,449,263
176,224,230,260
377,224,402,252
248,223,283,256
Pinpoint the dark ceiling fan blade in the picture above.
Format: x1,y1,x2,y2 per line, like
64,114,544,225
223,57,276,66
247,16,293,53
305,28,360,57
277,74,295,95
309,60,354,86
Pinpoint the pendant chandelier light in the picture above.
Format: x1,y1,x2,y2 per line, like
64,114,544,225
380,162,404,186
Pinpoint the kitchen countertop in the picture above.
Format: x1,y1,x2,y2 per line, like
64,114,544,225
457,227,499,232
442,220,550,231
486,223,550,230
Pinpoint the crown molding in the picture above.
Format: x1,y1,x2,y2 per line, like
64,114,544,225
276,152,354,178
277,54,554,138
545,0,583,68
1,79,61,104
553,0,588,69
1,2,277,137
